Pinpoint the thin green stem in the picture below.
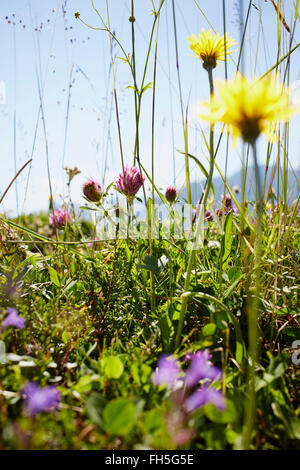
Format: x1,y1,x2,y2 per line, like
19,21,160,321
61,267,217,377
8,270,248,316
171,0,191,206
130,1,140,165
133,0,166,164
242,141,263,450
236,1,253,75
174,67,215,350
90,0,133,72
105,0,125,174
149,12,160,316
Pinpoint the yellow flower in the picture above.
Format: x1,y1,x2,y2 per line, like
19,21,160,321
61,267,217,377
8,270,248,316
188,29,235,70
199,74,299,144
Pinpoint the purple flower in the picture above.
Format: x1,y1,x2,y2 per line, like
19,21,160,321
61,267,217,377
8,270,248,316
184,350,222,388
153,355,181,388
165,186,177,205
22,381,61,416
2,308,26,329
222,194,232,211
221,195,238,216
82,178,102,202
205,210,214,222
115,166,144,201
216,208,223,218
49,208,72,229
184,384,226,413
185,349,212,362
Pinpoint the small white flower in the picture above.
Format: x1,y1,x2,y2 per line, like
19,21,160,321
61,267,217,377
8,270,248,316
158,255,168,268
7,353,23,362
183,269,196,279
65,362,77,369
48,362,58,368
208,240,221,250
18,360,36,368
0,390,18,398
49,376,63,383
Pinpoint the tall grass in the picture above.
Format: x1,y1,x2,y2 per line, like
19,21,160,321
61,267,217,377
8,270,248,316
0,0,299,451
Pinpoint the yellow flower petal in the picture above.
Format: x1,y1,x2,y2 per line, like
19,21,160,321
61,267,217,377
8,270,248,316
188,29,235,70
198,74,299,143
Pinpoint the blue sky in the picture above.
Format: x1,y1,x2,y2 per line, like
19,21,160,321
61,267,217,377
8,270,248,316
0,0,299,216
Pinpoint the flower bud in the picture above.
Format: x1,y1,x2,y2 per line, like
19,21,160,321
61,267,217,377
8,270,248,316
165,186,177,205
82,179,102,203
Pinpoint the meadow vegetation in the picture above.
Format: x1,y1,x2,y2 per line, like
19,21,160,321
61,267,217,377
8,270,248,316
0,0,299,450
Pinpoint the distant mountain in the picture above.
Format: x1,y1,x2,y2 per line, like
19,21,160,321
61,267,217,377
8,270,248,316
181,165,300,205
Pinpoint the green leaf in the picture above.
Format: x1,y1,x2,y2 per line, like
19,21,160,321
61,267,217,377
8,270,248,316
271,402,296,439
103,181,114,197
62,331,70,345
126,85,140,94
74,375,93,394
178,151,208,179
222,211,233,269
131,363,152,386
228,267,242,283
48,267,61,287
103,398,136,436
124,243,132,262
159,313,174,353
103,356,124,379
205,399,237,424
144,408,164,434
214,310,228,329
191,293,245,363
117,56,129,63
223,267,243,299
141,82,152,94
291,418,300,440
136,255,160,274
86,393,106,428
235,341,244,365
202,323,217,336
203,425,226,450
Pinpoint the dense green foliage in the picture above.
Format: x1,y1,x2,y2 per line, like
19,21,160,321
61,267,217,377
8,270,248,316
0,203,299,449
